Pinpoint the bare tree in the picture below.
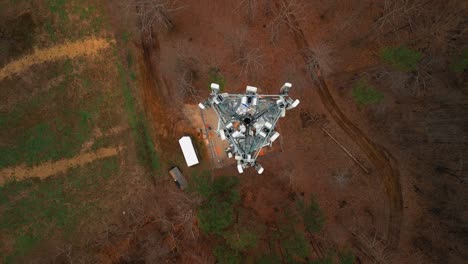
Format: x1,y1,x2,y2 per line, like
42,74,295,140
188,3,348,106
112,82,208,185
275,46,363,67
375,0,425,34
122,0,185,39
225,29,248,59
54,244,73,264
268,0,305,43
234,47,264,79
350,227,392,264
237,0,258,24
303,42,338,77
226,29,264,79
333,169,351,188
175,50,200,103
368,0,466,52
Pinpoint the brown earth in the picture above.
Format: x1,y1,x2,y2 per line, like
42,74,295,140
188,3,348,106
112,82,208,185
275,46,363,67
115,0,466,263
1,0,466,263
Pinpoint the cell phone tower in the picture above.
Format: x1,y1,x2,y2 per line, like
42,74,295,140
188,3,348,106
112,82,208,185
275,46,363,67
198,83,300,174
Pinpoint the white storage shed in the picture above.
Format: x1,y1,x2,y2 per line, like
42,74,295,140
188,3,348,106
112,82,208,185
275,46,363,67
178,136,199,167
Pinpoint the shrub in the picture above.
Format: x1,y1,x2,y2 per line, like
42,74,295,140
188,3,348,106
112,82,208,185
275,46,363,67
351,80,384,106
196,176,240,235
282,232,309,262
303,196,325,233
224,230,258,251
208,67,226,91
211,176,240,204
198,201,235,235
380,46,422,71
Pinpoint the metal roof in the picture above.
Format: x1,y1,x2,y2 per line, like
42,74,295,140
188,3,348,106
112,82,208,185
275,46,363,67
169,167,188,190
178,136,199,167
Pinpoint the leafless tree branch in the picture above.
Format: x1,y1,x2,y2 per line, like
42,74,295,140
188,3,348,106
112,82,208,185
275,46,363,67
268,0,305,43
122,0,185,40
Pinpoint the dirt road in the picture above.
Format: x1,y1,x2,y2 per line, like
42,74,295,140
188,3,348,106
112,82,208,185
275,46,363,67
0,37,114,80
0,146,121,186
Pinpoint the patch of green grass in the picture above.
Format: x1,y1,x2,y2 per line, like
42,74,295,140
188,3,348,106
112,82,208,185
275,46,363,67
0,156,119,262
0,55,125,170
75,5,96,20
117,56,160,171
0,109,94,168
380,46,422,71
43,0,106,41
126,51,134,67
91,136,114,151
48,0,69,24
91,15,103,33
351,80,384,106
130,71,137,82
44,17,57,42
208,67,226,91
451,49,468,73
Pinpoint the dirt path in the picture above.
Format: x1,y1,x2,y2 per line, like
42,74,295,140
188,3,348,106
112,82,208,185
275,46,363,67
0,146,121,186
283,4,403,247
0,37,115,81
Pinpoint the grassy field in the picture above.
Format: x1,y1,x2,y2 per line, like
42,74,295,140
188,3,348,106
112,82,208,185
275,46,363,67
0,156,119,262
0,0,159,262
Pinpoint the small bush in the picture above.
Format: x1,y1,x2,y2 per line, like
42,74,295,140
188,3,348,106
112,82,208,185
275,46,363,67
303,196,325,233
282,232,309,262
208,67,226,91
380,46,422,71
351,80,384,106
213,245,241,264
198,201,235,235
224,230,258,251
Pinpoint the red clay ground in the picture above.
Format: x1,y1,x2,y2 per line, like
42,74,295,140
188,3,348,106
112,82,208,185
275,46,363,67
118,0,467,263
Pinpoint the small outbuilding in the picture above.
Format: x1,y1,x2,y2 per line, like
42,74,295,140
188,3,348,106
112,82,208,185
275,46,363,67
169,166,188,190
178,136,199,167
